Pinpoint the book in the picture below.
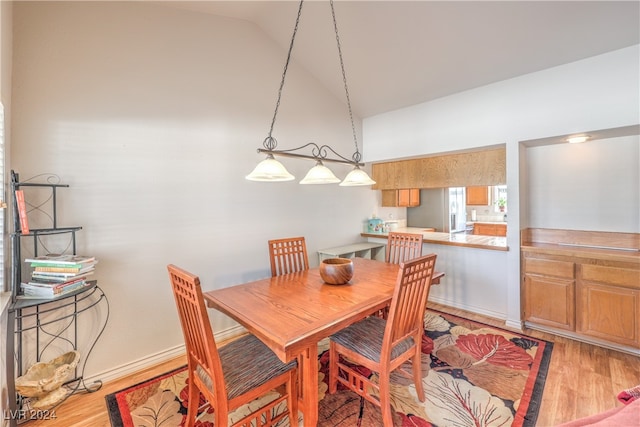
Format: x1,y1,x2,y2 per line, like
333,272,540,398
21,279,87,298
28,275,86,287
15,190,29,234
32,265,96,277
33,262,97,273
26,254,96,267
30,271,94,283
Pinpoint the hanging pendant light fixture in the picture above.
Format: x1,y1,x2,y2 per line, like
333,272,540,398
300,160,340,184
246,0,376,187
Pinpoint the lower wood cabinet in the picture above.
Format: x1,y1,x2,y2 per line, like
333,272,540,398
472,222,507,237
523,256,575,331
381,189,420,207
522,250,640,350
577,264,640,348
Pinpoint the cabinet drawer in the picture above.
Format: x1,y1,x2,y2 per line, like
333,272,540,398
524,257,575,279
581,264,640,290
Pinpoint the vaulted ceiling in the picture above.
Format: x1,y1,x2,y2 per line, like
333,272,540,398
167,1,640,118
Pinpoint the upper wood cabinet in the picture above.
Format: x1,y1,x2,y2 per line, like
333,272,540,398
381,189,420,207
466,186,489,205
371,148,506,190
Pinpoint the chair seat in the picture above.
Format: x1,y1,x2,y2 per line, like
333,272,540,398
330,316,415,363
197,334,297,400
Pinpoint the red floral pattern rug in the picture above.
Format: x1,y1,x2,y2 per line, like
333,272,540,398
106,311,553,426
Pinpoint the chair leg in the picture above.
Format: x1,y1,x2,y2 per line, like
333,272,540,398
412,347,425,402
288,370,299,426
379,374,394,426
185,374,200,427
329,343,338,394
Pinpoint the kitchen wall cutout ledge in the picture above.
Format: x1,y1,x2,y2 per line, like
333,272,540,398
362,227,508,251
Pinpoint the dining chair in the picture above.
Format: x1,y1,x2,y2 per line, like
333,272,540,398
375,231,425,319
268,236,309,277
167,264,298,427
385,231,424,264
328,253,438,426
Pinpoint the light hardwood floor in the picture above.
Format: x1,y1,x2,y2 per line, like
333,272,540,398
20,302,640,427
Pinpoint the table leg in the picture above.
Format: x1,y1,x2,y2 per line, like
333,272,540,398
298,342,319,427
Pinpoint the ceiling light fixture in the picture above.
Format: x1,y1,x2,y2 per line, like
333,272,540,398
566,135,590,144
245,0,376,186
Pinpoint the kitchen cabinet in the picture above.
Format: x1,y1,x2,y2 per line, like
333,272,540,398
521,228,640,353
381,189,420,207
577,264,640,348
371,148,506,190
523,255,575,331
466,186,489,205
472,222,506,236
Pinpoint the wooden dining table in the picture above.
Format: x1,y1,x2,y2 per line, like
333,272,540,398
203,257,443,426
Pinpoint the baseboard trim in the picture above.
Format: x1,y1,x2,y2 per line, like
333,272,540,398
505,318,524,331
524,322,640,356
83,324,247,386
429,296,507,323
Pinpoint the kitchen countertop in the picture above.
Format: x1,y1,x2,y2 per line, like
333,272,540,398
466,221,507,225
521,242,639,263
361,227,508,251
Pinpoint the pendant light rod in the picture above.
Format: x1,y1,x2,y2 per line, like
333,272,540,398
330,0,361,164
266,0,304,142
257,142,364,166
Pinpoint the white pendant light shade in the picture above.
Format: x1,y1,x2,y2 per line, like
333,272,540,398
245,155,295,182
339,166,376,186
299,161,340,184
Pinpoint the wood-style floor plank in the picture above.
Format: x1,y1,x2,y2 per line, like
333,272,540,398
21,302,639,427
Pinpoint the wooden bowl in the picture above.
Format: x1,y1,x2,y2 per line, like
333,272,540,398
320,258,354,285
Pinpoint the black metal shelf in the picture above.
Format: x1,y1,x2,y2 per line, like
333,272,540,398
13,226,82,237
11,280,99,311
6,171,108,426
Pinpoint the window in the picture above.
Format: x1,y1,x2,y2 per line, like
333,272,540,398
494,185,507,213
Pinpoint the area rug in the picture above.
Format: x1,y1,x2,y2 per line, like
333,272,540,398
106,310,553,426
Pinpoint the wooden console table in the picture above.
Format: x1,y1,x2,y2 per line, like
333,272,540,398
521,228,639,355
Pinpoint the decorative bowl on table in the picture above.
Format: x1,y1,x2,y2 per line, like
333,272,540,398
320,258,354,285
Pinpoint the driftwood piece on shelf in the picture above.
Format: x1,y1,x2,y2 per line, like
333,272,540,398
15,351,81,408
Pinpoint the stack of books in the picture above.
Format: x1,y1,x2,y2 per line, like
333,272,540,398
20,254,98,298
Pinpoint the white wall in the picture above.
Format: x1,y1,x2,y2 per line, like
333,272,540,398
363,45,639,162
527,135,639,232
368,236,508,319
364,45,640,328
10,2,378,380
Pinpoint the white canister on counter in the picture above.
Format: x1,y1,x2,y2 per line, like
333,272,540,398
385,221,399,231
471,209,477,221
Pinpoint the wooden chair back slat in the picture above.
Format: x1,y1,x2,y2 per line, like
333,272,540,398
328,253,438,425
268,236,309,277
385,254,438,353
167,265,227,405
385,232,424,264
167,264,298,427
